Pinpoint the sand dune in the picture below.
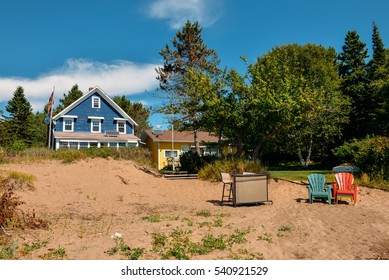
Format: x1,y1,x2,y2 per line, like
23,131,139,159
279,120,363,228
2,158,388,260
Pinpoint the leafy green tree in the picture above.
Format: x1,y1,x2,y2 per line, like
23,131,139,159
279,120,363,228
183,67,234,155
338,30,371,139
223,68,254,157
112,95,151,137
246,44,350,164
53,84,83,115
3,86,34,146
282,45,350,166
156,21,220,154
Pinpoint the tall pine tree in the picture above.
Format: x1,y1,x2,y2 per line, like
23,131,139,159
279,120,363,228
4,86,34,146
156,21,220,154
338,30,370,139
367,21,389,135
368,21,387,80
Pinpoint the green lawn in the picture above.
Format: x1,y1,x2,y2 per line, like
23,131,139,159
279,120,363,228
268,170,335,183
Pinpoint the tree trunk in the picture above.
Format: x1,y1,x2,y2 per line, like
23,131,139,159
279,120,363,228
194,129,201,155
217,126,223,158
297,134,313,167
305,134,313,166
297,146,306,167
234,134,243,158
253,142,264,162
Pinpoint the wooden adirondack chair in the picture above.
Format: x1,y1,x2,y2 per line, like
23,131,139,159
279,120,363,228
333,172,358,205
306,173,332,204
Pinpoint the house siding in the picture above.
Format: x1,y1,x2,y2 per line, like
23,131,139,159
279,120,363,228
157,141,188,170
141,130,236,170
55,93,133,134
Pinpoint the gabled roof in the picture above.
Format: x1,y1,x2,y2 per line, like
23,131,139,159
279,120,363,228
52,86,138,126
142,129,219,143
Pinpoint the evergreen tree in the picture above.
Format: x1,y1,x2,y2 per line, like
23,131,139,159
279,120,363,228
368,21,387,80
338,30,370,139
4,86,34,146
31,111,48,147
112,95,151,137
367,21,389,135
156,21,220,154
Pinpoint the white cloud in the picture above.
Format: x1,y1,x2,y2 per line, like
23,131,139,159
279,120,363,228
146,0,222,29
0,59,160,112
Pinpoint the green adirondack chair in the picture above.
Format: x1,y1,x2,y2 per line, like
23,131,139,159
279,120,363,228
306,173,332,204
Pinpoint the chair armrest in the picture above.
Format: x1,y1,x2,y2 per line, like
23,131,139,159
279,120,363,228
325,185,333,191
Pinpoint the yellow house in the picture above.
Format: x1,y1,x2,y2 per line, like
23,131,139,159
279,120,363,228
141,129,226,170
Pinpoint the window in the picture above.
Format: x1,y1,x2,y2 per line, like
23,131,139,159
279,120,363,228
118,142,126,147
79,142,88,149
92,96,100,108
91,119,101,133
164,150,179,158
117,121,125,134
181,146,190,152
63,118,74,132
90,142,98,147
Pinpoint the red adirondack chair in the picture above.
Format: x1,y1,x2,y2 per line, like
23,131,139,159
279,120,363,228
333,172,358,205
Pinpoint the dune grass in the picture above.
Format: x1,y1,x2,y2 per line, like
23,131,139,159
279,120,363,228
0,146,154,168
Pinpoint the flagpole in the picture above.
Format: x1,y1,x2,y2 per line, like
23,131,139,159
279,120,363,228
48,105,53,149
47,86,55,149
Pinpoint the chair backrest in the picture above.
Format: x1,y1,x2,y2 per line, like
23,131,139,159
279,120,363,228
335,172,354,191
221,173,231,183
307,173,326,192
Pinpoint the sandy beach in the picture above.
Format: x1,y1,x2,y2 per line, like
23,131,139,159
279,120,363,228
1,158,388,260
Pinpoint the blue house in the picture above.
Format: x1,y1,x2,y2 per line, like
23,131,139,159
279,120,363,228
52,86,140,149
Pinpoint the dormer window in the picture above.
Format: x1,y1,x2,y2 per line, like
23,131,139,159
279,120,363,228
92,96,100,108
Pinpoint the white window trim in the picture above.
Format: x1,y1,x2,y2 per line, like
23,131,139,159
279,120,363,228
92,96,100,108
63,117,75,132
163,150,179,158
88,116,104,120
91,119,101,133
117,120,126,134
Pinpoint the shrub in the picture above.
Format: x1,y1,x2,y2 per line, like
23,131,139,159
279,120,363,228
179,151,217,174
0,187,25,228
333,136,389,181
8,141,28,152
1,174,48,230
198,159,267,182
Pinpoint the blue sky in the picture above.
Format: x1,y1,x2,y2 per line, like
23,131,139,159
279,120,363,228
1,0,388,129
